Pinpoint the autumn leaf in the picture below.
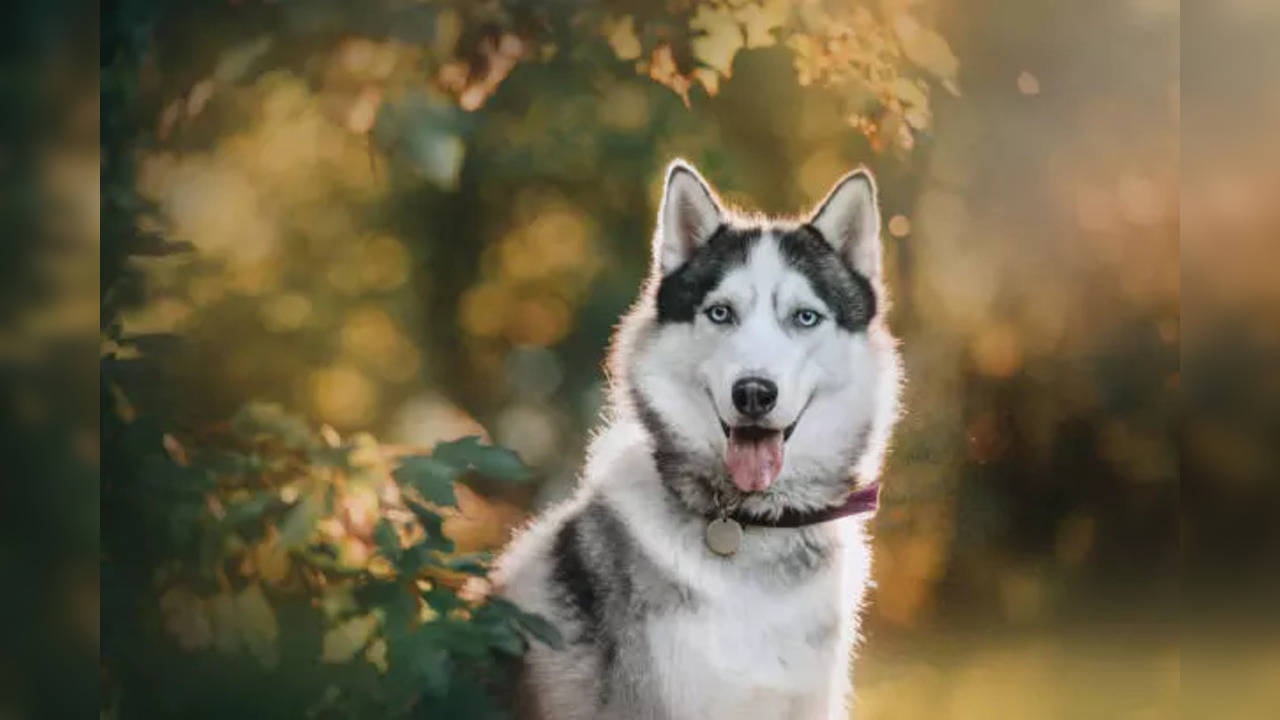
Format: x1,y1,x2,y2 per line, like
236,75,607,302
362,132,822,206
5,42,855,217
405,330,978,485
690,4,744,76
694,67,721,96
248,528,291,583
439,33,526,111
602,15,642,61
643,44,693,105
787,34,820,86
892,13,960,93
894,77,931,129
736,0,788,49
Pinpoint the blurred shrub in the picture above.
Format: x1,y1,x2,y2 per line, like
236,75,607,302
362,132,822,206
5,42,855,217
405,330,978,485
101,390,559,717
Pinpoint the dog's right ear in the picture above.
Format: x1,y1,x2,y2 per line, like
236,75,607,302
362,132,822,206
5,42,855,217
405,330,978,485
655,159,723,275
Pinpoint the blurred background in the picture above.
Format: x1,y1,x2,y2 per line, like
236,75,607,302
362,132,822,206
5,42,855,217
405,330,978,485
4,0,1278,717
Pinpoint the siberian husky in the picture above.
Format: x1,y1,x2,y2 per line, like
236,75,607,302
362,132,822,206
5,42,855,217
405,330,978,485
494,159,903,720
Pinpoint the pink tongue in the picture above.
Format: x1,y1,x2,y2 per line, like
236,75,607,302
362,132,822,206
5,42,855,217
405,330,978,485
725,430,784,492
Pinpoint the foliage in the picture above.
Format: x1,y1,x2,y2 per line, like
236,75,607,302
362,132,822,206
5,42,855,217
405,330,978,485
599,0,960,151
102,391,557,717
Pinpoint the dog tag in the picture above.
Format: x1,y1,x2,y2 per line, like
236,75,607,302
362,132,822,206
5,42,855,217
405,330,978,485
705,517,743,556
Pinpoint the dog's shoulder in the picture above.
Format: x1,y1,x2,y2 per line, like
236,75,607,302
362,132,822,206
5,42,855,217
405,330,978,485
492,418,650,603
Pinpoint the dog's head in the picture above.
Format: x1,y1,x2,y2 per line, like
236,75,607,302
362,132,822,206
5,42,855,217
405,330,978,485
612,160,902,515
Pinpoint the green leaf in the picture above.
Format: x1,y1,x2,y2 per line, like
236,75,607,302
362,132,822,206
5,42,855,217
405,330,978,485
414,646,452,697
320,613,379,663
393,455,459,507
485,622,526,657
223,493,275,528
441,552,491,576
481,597,565,650
432,436,532,484
419,619,489,658
373,519,402,562
231,401,314,449
514,610,565,651
323,483,336,513
201,449,264,476
470,600,530,656
358,581,414,636
279,495,319,549
385,621,453,706
408,505,455,553
480,597,519,620
422,587,462,616
395,508,455,575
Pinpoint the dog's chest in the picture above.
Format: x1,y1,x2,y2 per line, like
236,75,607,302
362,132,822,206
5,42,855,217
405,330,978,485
642,566,844,719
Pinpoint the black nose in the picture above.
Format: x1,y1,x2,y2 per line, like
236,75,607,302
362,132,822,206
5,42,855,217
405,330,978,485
732,377,778,418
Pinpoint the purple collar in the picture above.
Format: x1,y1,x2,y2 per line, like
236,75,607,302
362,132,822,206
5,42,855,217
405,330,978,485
726,483,880,529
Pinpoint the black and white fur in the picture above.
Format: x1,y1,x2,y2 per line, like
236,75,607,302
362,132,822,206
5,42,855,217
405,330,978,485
494,160,902,720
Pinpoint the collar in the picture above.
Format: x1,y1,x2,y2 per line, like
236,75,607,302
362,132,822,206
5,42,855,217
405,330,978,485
723,483,880,529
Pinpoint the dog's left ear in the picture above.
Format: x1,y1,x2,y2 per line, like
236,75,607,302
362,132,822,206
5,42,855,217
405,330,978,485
655,159,723,275
807,169,882,281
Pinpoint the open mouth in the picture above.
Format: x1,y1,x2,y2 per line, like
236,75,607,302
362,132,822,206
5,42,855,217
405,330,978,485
706,388,811,494
716,421,799,494
718,420,798,442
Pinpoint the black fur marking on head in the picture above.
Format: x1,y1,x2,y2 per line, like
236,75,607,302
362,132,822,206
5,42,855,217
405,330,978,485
655,225,761,323
781,226,877,331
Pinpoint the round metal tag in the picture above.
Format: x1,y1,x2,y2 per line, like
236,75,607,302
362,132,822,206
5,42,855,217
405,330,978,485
705,517,743,556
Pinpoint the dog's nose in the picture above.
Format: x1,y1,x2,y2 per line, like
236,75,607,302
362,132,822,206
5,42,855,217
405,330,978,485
732,377,777,418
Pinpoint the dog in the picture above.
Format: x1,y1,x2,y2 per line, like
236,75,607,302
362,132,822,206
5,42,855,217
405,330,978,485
493,159,902,720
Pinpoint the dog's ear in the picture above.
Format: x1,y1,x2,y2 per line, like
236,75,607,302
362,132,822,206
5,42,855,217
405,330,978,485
807,169,882,281
655,159,723,275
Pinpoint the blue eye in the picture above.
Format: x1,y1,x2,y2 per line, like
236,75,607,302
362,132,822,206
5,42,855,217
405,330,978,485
793,309,823,328
705,303,735,325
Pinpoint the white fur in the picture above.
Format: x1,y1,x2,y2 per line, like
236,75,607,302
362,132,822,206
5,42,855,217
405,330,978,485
496,420,874,720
